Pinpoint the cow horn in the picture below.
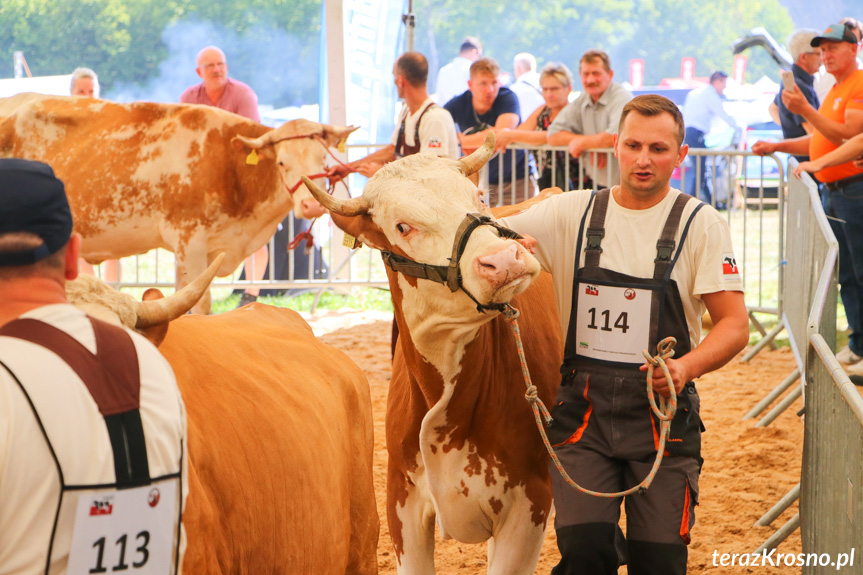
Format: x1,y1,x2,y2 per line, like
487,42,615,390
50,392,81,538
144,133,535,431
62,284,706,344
301,176,370,216
457,132,496,176
232,132,274,150
134,253,225,328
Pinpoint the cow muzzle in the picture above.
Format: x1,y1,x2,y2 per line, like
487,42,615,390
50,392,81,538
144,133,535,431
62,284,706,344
474,243,533,294
380,213,526,313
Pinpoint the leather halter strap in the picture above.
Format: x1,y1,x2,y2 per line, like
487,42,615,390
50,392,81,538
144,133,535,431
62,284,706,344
380,213,522,313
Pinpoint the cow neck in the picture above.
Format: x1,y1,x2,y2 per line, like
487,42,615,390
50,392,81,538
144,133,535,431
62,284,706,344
389,269,487,406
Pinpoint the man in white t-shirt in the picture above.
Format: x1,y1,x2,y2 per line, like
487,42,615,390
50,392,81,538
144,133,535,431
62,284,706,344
0,159,188,575
510,52,545,122
499,95,748,574
327,51,459,180
434,36,482,106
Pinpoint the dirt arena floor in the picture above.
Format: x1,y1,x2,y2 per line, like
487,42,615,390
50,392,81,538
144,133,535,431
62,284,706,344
309,311,803,574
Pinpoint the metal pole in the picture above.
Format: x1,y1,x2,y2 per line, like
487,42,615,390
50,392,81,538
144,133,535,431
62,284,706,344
743,368,800,420
754,483,800,526
752,513,800,555
755,383,803,427
13,51,23,79
402,0,415,52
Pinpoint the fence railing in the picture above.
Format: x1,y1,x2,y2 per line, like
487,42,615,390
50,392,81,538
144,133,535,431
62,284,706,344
794,165,863,572
97,144,785,331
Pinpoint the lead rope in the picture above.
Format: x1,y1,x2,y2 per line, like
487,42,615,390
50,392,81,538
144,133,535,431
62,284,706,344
285,137,354,252
503,303,678,498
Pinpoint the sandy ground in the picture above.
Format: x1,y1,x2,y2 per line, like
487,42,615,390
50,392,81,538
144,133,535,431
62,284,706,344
309,310,803,575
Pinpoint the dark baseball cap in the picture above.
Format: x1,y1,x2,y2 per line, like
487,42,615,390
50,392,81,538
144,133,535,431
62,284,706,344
811,23,859,46
0,158,73,267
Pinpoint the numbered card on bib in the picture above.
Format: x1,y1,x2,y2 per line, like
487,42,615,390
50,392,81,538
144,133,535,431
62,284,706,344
575,284,651,364
67,481,178,574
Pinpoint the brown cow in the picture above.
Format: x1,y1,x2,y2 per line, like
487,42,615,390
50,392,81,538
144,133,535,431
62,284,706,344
0,93,357,313
304,135,563,573
66,269,379,574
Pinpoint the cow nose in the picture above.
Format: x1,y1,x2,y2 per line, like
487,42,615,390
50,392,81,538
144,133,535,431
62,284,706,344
301,197,326,218
474,243,526,287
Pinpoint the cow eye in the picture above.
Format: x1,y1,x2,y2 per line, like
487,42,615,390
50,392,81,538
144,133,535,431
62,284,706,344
395,222,412,235
278,160,285,167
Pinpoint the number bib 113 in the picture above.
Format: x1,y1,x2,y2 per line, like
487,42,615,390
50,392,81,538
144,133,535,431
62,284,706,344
67,481,178,574
575,283,651,364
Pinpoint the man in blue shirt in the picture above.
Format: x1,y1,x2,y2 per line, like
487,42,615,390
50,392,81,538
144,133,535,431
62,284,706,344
445,57,536,206
681,71,739,206
769,29,822,162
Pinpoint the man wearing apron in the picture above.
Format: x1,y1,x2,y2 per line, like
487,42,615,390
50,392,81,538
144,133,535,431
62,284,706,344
326,51,459,180
327,51,459,357
499,95,749,574
0,159,188,575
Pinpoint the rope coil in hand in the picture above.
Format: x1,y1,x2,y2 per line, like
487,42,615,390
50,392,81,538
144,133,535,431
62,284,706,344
504,303,677,498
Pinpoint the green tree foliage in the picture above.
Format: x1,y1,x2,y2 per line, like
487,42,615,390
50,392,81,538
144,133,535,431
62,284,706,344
415,0,793,89
0,0,320,101
0,0,793,103
0,0,184,93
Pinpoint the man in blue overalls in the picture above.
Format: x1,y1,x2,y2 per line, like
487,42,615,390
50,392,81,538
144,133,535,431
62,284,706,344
499,95,749,574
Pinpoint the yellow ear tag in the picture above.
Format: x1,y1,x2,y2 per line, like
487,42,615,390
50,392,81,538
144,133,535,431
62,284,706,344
246,149,259,166
337,138,346,154
342,233,360,249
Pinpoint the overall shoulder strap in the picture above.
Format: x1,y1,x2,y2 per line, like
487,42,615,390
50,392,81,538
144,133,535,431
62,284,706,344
653,193,694,280
0,317,150,485
584,188,611,268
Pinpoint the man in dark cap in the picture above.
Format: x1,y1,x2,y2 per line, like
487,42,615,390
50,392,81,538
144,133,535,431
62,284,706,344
0,159,188,574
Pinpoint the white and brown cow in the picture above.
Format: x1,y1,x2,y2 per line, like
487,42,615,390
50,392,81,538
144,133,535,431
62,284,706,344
0,93,357,313
66,262,379,574
304,135,563,573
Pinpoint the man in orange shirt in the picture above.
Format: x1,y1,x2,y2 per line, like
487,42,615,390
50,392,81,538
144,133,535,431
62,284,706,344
754,21,863,372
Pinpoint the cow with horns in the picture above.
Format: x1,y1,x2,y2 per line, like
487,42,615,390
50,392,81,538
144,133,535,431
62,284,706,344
0,93,357,313
65,257,380,574
303,134,563,573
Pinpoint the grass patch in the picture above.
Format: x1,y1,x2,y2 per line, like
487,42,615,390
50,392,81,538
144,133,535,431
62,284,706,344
212,287,394,315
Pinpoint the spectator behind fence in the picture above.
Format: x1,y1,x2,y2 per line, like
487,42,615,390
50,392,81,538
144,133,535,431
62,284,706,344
768,29,822,162
69,67,99,98
494,62,590,191
753,22,863,374
547,49,633,190
681,71,739,207
445,57,537,207
70,67,121,284
180,46,264,307
434,36,482,106
498,95,748,575
327,51,459,180
509,52,545,122
814,16,863,101
0,158,187,575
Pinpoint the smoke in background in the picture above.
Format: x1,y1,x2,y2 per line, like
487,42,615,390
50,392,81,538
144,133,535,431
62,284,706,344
108,15,319,109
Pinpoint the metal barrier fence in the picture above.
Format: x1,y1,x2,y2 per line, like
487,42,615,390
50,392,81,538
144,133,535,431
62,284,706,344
750,163,834,553
796,165,863,571
99,144,785,331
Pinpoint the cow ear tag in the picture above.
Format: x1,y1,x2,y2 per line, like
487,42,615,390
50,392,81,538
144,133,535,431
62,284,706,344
337,139,346,153
246,149,259,166
342,233,361,249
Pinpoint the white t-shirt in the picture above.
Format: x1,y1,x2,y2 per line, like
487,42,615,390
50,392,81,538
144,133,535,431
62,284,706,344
499,188,744,348
434,56,473,106
390,98,460,160
510,71,545,122
0,304,188,575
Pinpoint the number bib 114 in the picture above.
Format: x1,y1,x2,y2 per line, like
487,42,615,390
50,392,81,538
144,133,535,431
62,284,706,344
575,283,651,364
67,481,178,574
